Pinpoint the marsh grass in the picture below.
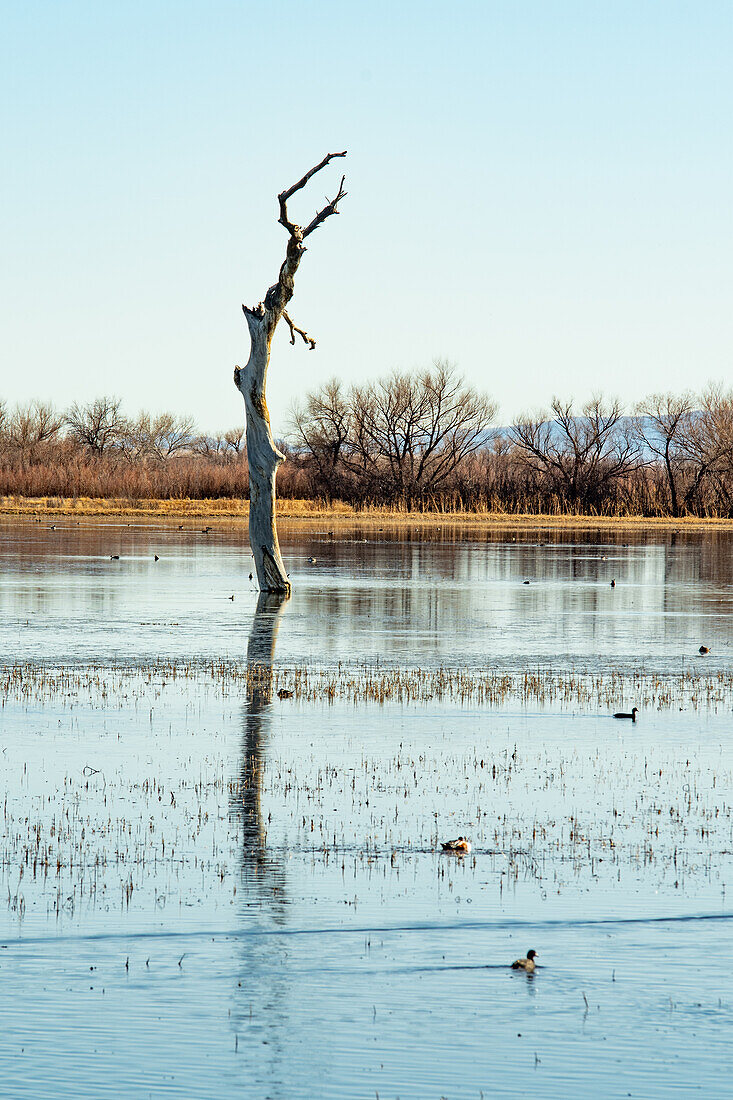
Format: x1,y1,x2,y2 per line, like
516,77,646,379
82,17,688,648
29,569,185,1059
3,687,730,926
2,660,732,710
2,495,732,528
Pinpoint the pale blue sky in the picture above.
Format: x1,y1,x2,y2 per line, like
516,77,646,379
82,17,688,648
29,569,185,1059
2,1,732,436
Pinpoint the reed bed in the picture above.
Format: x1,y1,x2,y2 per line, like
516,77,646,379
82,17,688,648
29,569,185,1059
3,690,730,923
2,659,732,711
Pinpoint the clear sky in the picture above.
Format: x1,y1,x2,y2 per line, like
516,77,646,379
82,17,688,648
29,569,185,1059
2,0,732,437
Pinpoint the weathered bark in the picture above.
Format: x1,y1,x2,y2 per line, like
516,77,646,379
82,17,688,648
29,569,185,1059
234,321,290,592
234,151,347,592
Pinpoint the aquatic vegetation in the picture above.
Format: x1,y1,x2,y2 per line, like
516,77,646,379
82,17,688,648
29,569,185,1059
2,689,731,928
1,522,731,1099
2,659,732,711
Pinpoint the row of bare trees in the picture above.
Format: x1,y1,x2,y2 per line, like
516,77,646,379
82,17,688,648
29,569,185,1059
1,370,732,515
291,368,733,516
0,397,249,463
0,398,248,499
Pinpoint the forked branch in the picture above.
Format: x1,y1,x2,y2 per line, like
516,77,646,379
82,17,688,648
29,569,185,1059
282,311,316,350
302,174,347,238
255,150,347,331
278,151,347,237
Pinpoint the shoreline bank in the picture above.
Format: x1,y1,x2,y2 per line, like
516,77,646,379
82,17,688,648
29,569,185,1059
1,495,732,529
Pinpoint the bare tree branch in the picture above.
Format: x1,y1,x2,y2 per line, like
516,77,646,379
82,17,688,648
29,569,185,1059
254,151,348,329
278,151,347,235
282,311,316,350
302,174,347,238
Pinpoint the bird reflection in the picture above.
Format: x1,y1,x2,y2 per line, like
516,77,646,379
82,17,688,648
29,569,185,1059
232,591,290,913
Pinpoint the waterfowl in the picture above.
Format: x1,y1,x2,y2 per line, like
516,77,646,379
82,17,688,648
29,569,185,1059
277,688,293,700
511,949,538,972
228,594,235,601
110,554,120,560
699,645,709,655
613,707,638,721
441,837,471,854
610,579,616,588
308,556,317,563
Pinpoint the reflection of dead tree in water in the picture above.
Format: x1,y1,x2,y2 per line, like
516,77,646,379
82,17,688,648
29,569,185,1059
231,591,290,911
229,593,290,1073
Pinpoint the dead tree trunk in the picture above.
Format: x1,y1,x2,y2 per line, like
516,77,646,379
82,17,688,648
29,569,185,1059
234,151,347,592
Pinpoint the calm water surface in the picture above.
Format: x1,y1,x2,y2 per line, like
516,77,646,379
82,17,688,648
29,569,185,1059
1,519,732,1098
1,518,731,671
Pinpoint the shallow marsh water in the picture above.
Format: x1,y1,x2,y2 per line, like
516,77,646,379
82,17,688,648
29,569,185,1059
0,519,732,1098
1,517,731,672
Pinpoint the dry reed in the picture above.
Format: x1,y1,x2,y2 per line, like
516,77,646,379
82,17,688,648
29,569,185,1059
2,660,731,711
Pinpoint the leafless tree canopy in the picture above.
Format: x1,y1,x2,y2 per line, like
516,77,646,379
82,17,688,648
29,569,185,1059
6,401,63,457
1,382,732,515
682,384,733,513
509,396,643,509
65,396,126,455
292,362,497,505
126,412,197,461
192,426,246,460
633,392,695,517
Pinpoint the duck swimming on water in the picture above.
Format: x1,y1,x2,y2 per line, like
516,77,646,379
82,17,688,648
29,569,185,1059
613,707,638,721
441,837,471,853
511,949,538,972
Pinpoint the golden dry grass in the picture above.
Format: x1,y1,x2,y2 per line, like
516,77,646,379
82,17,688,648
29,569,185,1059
1,495,731,529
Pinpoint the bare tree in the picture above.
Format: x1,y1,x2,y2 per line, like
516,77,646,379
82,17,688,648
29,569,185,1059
129,412,197,461
223,426,246,455
634,392,695,516
291,364,496,505
6,401,63,457
65,396,126,455
192,426,247,461
290,378,351,497
192,433,228,459
510,395,642,510
348,364,496,504
234,152,347,592
678,383,733,513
